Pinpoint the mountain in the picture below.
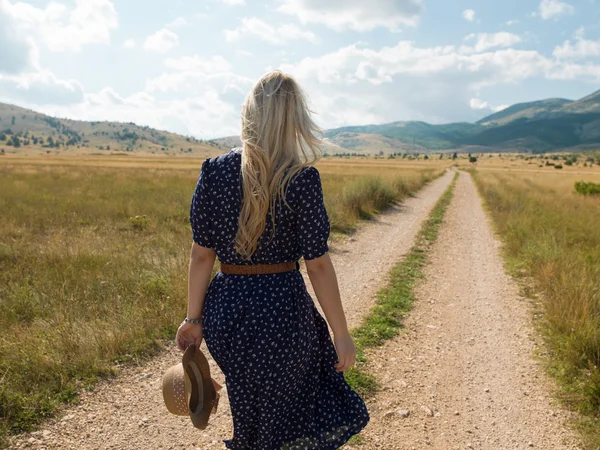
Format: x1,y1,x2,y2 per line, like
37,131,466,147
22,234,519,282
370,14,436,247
325,122,483,150
476,98,572,126
2,88,600,156
211,135,242,149
323,89,600,153
0,103,227,155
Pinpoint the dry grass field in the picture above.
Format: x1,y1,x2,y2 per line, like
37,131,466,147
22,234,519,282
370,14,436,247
461,150,600,175
471,160,600,447
0,153,449,445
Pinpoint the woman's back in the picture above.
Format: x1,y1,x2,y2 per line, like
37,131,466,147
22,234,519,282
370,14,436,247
180,69,369,449
190,147,330,265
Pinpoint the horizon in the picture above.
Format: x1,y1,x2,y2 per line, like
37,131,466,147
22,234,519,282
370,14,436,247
1,0,599,139
2,86,599,141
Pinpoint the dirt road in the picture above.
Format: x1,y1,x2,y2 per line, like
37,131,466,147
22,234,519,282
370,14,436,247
360,172,581,449
9,172,454,449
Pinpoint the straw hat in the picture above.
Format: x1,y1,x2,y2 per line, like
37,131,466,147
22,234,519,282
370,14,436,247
162,344,222,429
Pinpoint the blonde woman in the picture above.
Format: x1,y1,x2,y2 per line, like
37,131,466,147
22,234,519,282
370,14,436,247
176,70,370,449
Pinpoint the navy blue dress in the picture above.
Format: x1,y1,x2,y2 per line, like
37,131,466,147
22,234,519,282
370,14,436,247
190,148,370,449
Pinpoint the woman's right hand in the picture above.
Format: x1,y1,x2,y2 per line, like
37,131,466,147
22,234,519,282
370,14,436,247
333,331,356,372
176,321,204,352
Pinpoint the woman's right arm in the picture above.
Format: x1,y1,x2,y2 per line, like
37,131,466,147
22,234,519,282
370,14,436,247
305,253,356,373
294,166,356,372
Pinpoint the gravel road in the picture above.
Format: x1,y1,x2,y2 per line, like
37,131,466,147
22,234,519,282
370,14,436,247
9,171,454,449
359,172,582,450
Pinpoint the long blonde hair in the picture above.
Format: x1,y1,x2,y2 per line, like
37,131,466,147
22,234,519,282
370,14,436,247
235,69,322,260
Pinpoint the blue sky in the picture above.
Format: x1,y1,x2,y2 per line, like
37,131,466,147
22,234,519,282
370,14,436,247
1,0,599,138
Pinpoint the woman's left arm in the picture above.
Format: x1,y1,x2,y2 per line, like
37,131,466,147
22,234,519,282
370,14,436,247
176,242,216,351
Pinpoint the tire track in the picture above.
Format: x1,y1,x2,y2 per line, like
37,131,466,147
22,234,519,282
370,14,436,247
360,172,582,450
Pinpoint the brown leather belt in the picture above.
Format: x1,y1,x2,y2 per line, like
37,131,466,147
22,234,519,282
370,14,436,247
219,261,298,275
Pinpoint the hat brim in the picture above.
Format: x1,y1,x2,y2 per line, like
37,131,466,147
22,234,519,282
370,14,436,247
182,345,218,429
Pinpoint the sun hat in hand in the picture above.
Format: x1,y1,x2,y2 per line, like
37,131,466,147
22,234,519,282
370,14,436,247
162,344,222,429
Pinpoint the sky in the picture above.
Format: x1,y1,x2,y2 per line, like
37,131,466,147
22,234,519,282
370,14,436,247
0,0,599,139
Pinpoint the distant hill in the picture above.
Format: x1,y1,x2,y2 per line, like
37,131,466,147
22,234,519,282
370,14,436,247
320,89,600,154
476,98,572,126
3,88,600,156
213,89,600,154
325,122,483,151
211,135,242,149
0,103,227,156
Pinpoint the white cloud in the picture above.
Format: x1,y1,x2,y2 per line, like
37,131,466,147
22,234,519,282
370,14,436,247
225,17,317,45
461,32,522,53
144,29,179,53
462,9,475,22
38,86,240,138
165,17,188,28
145,55,251,107
123,39,136,49
554,38,600,59
469,98,508,112
547,63,600,81
0,0,38,74
0,0,85,106
469,98,490,109
506,19,519,26
279,39,600,128
85,87,155,108
0,70,84,105
81,88,240,138
30,52,248,138
553,26,600,59
284,42,555,89
278,0,423,32
220,0,245,4
5,0,118,52
146,71,252,96
537,0,574,20
164,55,232,73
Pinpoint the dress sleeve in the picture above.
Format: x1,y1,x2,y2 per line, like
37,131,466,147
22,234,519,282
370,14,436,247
189,158,213,248
295,166,330,260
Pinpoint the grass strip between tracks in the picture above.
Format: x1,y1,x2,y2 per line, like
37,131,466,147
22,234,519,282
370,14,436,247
344,171,458,402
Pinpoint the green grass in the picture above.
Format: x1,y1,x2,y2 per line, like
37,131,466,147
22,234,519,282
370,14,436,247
0,161,442,448
471,169,600,448
344,172,458,400
323,170,440,233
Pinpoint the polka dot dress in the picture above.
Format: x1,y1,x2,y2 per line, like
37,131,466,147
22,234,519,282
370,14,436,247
190,148,370,449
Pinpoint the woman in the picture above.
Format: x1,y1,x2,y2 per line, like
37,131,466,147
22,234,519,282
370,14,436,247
175,69,370,449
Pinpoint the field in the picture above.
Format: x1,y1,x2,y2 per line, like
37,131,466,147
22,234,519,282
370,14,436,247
0,153,448,445
471,162,600,446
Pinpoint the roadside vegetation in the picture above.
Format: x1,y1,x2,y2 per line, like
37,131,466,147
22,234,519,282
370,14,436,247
322,167,443,233
0,156,447,446
472,169,600,447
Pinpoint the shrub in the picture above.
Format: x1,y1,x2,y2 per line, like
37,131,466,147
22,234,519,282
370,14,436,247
129,215,149,231
575,181,600,196
555,164,563,169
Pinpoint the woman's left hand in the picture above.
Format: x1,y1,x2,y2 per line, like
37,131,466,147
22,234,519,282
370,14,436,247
176,321,203,352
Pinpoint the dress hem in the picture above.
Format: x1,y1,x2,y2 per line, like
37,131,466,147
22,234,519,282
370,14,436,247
222,415,370,450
